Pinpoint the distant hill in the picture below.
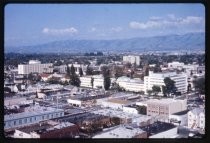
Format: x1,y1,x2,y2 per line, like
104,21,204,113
5,32,205,54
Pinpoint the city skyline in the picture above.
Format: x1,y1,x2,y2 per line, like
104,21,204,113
5,4,205,47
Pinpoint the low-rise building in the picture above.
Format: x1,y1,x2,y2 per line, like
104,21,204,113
4,106,64,130
100,98,134,110
147,98,187,118
13,120,79,138
92,108,152,126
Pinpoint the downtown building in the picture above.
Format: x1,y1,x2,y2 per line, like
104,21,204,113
18,60,53,75
144,71,188,96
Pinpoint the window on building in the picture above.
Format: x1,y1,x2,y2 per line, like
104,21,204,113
34,117,36,120
19,120,22,124
14,121,16,125
60,113,62,117
30,118,32,122
42,116,44,120
24,118,27,123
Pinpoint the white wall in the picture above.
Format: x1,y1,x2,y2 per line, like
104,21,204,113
123,106,138,114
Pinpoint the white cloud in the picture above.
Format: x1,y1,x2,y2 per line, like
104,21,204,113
129,21,161,29
149,16,163,21
129,15,204,30
167,14,176,20
42,27,78,35
180,16,203,24
90,27,96,32
111,27,122,32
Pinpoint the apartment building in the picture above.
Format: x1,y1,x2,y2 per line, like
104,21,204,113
18,60,53,75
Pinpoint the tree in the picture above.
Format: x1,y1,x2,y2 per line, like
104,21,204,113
66,64,71,77
125,62,132,68
153,64,162,73
193,77,205,94
91,77,94,88
70,64,76,75
114,66,124,79
69,74,81,87
164,77,177,96
136,105,147,115
162,85,167,97
86,65,93,75
152,85,161,96
101,66,111,90
147,90,153,96
79,68,83,77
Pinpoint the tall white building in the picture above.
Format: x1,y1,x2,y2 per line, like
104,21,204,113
144,71,188,95
123,55,140,66
18,60,53,75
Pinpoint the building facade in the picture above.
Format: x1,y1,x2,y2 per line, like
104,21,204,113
187,108,205,130
147,99,187,118
116,76,144,92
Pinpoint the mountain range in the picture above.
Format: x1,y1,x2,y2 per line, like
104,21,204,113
5,32,205,54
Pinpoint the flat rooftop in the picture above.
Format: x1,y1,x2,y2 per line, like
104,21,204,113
5,106,64,121
93,125,146,138
17,120,75,134
147,98,186,105
107,99,131,104
92,108,151,122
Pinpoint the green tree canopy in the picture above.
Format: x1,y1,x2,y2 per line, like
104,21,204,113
79,67,83,77
163,77,177,96
86,65,93,75
193,77,205,94
152,85,161,96
101,66,111,90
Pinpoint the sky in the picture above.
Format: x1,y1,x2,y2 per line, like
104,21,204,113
5,4,205,47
